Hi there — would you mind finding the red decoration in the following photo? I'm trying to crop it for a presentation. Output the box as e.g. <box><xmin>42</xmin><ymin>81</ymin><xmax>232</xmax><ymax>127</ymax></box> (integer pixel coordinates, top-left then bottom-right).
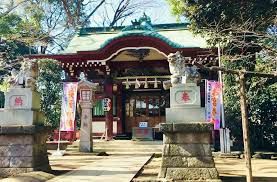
<box><xmin>14</xmin><ymin>97</ymin><xmax>23</xmax><ymax>106</ymax></box>
<box><xmin>182</xmin><ymin>92</ymin><xmax>190</xmax><ymax>102</ymax></box>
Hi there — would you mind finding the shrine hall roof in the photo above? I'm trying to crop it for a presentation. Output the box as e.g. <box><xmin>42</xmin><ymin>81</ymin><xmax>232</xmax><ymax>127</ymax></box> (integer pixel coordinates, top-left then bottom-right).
<box><xmin>63</xmin><ymin>23</ymin><xmax>208</xmax><ymax>54</ymax></box>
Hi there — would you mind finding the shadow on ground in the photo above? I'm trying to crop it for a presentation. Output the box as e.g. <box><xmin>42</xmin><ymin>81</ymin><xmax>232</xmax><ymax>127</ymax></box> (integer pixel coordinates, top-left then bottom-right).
<box><xmin>50</xmin><ymin>170</ymin><xmax>71</xmax><ymax>176</ymax></box>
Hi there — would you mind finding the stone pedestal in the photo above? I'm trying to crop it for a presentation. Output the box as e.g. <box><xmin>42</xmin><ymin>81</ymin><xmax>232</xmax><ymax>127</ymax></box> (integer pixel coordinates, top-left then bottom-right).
<box><xmin>159</xmin><ymin>123</ymin><xmax>221</xmax><ymax>182</ymax></box>
<box><xmin>0</xmin><ymin>88</ymin><xmax>44</xmax><ymax>126</ymax></box>
<box><xmin>0</xmin><ymin>126</ymin><xmax>51</xmax><ymax>177</ymax></box>
<box><xmin>79</xmin><ymin>102</ymin><xmax>93</xmax><ymax>152</ymax></box>
<box><xmin>166</xmin><ymin>83</ymin><xmax>205</xmax><ymax>123</ymax></box>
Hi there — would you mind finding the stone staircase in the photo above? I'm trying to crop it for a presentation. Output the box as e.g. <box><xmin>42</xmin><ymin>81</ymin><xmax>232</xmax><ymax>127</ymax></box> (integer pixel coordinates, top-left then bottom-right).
<box><xmin>93</xmin><ymin>140</ymin><xmax>163</xmax><ymax>155</ymax></box>
<box><xmin>66</xmin><ymin>139</ymin><xmax>163</xmax><ymax>156</ymax></box>
<box><xmin>132</xmin><ymin>156</ymin><xmax>162</xmax><ymax>182</ymax></box>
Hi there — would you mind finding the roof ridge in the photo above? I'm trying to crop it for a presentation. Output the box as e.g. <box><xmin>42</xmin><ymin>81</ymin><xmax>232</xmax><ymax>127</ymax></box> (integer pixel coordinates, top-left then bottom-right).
<box><xmin>78</xmin><ymin>23</ymin><xmax>189</xmax><ymax>35</ymax></box>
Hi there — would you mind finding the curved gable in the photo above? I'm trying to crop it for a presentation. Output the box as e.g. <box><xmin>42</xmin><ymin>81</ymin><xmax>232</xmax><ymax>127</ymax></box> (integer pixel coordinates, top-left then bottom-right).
<box><xmin>99</xmin><ymin>31</ymin><xmax>185</xmax><ymax>50</ymax></box>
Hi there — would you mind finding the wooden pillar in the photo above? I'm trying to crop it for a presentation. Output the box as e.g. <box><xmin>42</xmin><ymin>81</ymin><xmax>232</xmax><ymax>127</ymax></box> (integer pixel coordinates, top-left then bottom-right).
<box><xmin>238</xmin><ymin>73</ymin><xmax>253</xmax><ymax>182</ymax></box>
<box><xmin>104</xmin><ymin>80</ymin><xmax>113</xmax><ymax>140</ymax></box>
<box><xmin>116</xmin><ymin>86</ymin><xmax>123</xmax><ymax>134</ymax></box>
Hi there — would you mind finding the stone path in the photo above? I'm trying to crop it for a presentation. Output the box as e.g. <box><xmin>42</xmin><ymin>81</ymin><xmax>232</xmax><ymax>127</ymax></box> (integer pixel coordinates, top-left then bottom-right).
<box><xmin>47</xmin><ymin>155</ymin><xmax>152</xmax><ymax>182</ymax></box>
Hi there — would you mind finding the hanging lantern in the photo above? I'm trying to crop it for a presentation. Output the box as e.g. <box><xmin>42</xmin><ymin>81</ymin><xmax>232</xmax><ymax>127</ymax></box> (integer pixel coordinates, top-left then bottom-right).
<box><xmin>113</xmin><ymin>84</ymin><xmax>118</xmax><ymax>92</ymax></box>
<box><xmin>144</xmin><ymin>78</ymin><xmax>148</xmax><ymax>89</ymax></box>
<box><xmin>154</xmin><ymin>78</ymin><xmax>158</xmax><ymax>88</ymax></box>
<box><xmin>126</xmin><ymin>78</ymin><xmax>130</xmax><ymax>89</ymax></box>
<box><xmin>60</xmin><ymin>70</ymin><xmax>66</xmax><ymax>80</ymax></box>
<box><xmin>135</xmin><ymin>79</ymin><xmax>141</xmax><ymax>89</ymax></box>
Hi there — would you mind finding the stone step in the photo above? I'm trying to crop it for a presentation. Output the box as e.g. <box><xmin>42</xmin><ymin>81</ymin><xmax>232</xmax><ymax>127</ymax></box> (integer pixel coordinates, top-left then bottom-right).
<box><xmin>93</xmin><ymin>143</ymin><xmax>162</xmax><ymax>146</ymax></box>
<box><xmin>94</xmin><ymin>151</ymin><xmax>160</xmax><ymax>155</ymax></box>
<box><xmin>92</xmin><ymin>147</ymin><xmax>162</xmax><ymax>152</ymax></box>
<box><xmin>65</xmin><ymin>148</ymin><xmax>80</xmax><ymax>152</ymax></box>
<box><xmin>64</xmin><ymin>140</ymin><xmax>162</xmax><ymax>155</ymax></box>
<box><xmin>67</xmin><ymin>145</ymin><xmax>79</xmax><ymax>149</ymax></box>
<box><xmin>143</xmin><ymin>164</ymin><xmax>160</xmax><ymax>169</ymax></box>
<box><xmin>95</xmin><ymin>147</ymin><xmax>161</xmax><ymax>151</ymax></box>
<box><xmin>88</xmin><ymin>145</ymin><xmax>159</xmax><ymax>148</ymax></box>
<box><xmin>132</xmin><ymin>176</ymin><xmax>161</xmax><ymax>182</ymax></box>
<box><xmin>93</xmin><ymin>144</ymin><xmax>162</xmax><ymax>148</ymax></box>
<box><xmin>65</xmin><ymin>148</ymin><xmax>161</xmax><ymax>154</ymax></box>
<box><xmin>64</xmin><ymin>151</ymin><xmax>161</xmax><ymax>155</ymax></box>
<box><xmin>95</xmin><ymin>140</ymin><xmax>162</xmax><ymax>144</ymax></box>
<box><xmin>66</xmin><ymin>145</ymin><xmax>161</xmax><ymax>149</ymax></box>
<box><xmin>149</xmin><ymin>158</ymin><xmax>161</xmax><ymax>162</ymax></box>
<box><xmin>140</xmin><ymin>168</ymin><xmax>159</xmax><ymax>176</ymax></box>
<box><xmin>67</xmin><ymin>140</ymin><xmax>162</xmax><ymax>145</ymax></box>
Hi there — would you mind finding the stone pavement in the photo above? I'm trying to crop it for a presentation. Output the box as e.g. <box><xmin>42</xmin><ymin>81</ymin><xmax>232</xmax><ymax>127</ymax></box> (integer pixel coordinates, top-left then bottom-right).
<box><xmin>133</xmin><ymin>156</ymin><xmax>277</xmax><ymax>182</ymax></box>
<box><xmin>47</xmin><ymin>155</ymin><xmax>152</xmax><ymax>182</ymax></box>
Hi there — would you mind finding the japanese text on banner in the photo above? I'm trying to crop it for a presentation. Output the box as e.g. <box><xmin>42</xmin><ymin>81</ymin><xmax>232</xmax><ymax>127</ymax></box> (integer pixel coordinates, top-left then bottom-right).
<box><xmin>60</xmin><ymin>82</ymin><xmax>78</xmax><ymax>131</ymax></box>
<box><xmin>206</xmin><ymin>80</ymin><xmax>222</xmax><ymax>130</ymax></box>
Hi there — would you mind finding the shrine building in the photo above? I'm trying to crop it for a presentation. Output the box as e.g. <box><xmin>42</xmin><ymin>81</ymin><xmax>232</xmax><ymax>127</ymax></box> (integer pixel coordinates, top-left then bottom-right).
<box><xmin>29</xmin><ymin>15</ymin><xmax>218</xmax><ymax>140</ymax></box>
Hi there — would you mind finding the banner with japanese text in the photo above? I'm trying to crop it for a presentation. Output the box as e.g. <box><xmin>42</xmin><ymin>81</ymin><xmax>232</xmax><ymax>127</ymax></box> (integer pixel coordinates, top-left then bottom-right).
<box><xmin>60</xmin><ymin>82</ymin><xmax>78</xmax><ymax>131</ymax></box>
<box><xmin>206</xmin><ymin>80</ymin><xmax>222</xmax><ymax>130</ymax></box>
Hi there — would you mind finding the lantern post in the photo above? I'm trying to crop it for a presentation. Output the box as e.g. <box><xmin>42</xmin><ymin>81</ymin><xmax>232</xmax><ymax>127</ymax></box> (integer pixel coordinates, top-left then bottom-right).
<box><xmin>78</xmin><ymin>76</ymin><xmax>98</xmax><ymax>152</ymax></box>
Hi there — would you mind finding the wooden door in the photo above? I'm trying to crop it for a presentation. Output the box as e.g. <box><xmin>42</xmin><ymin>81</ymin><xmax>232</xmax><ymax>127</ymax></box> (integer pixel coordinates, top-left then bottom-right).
<box><xmin>124</xmin><ymin>92</ymin><xmax>168</xmax><ymax>133</ymax></box>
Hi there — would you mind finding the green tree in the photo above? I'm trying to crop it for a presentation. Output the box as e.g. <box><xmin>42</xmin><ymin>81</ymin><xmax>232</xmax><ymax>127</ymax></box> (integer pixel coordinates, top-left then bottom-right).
<box><xmin>0</xmin><ymin>5</ymin><xmax>62</xmax><ymax>127</ymax></box>
<box><xmin>166</xmin><ymin>0</ymin><xmax>276</xmax><ymax>53</ymax></box>
<box><xmin>167</xmin><ymin>0</ymin><xmax>277</xmax><ymax>150</ymax></box>
<box><xmin>37</xmin><ymin>59</ymin><xmax>62</xmax><ymax>128</ymax></box>
<box><xmin>0</xmin><ymin>41</ymin><xmax>36</xmax><ymax>81</ymax></box>
<box><xmin>0</xmin><ymin>12</ymin><xmax>40</xmax><ymax>81</ymax></box>
<box><xmin>0</xmin><ymin>0</ymin><xmax>161</xmax><ymax>53</ymax></box>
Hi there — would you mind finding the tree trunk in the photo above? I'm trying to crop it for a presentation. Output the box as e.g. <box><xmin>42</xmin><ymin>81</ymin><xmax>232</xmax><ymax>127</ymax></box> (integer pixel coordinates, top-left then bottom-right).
<box><xmin>238</xmin><ymin>72</ymin><xmax>253</xmax><ymax>182</ymax></box>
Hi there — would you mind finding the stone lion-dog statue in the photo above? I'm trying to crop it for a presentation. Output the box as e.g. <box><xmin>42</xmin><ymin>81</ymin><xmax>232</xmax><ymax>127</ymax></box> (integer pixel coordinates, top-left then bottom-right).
<box><xmin>163</xmin><ymin>51</ymin><xmax>200</xmax><ymax>90</ymax></box>
<box><xmin>9</xmin><ymin>58</ymin><xmax>39</xmax><ymax>90</ymax></box>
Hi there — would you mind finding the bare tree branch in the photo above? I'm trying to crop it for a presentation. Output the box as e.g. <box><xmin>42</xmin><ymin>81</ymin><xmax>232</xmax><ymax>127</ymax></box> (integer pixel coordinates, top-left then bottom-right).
<box><xmin>82</xmin><ymin>0</ymin><xmax>105</xmax><ymax>27</ymax></box>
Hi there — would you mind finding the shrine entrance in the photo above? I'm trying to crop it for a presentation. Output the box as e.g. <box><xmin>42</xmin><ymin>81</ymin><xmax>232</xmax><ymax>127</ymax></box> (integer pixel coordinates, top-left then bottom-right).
<box><xmin>124</xmin><ymin>91</ymin><xmax>169</xmax><ymax>135</ymax></box>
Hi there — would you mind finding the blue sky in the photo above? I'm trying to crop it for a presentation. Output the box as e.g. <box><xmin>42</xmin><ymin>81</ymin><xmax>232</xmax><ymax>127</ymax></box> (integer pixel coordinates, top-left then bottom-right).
<box><xmin>138</xmin><ymin>0</ymin><xmax>177</xmax><ymax>24</ymax></box>
<box><xmin>91</xmin><ymin>0</ymin><xmax>177</xmax><ymax>26</ymax></box>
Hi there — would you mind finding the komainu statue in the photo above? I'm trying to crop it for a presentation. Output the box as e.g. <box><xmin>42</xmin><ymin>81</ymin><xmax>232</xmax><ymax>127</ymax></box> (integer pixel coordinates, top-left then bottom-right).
<box><xmin>8</xmin><ymin>58</ymin><xmax>39</xmax><ymax>90</ymax></box>
<box><xmin>163</xmin><ymin>51</ymin><xmax>200</xmax><ymax>89</ymax></box>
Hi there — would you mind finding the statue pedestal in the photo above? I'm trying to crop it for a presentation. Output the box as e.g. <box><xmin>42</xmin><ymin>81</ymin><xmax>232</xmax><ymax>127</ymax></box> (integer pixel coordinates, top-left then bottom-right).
<box><xmin>0</xmin><ymin>87</ymin><xmax>50</xmax><ymax>177</ymax></box>
<box><xmin>160</xmin><ymin>82</ymin><xmax>221</xmax><ymax>181</ymax></box>
<box><xmin>166</xmin><ymin>83</ymin><xmax>205</xmax><ymax>123</ymax></box>
<box><xmin>159</xmin><ymin>123</ymin><xmax>221</xmax><ymax>182</ymax></box>
<box><xmin>0</xmin><ymin>88</ymin><xmax>44</xmax><ymax>126</ymax></box>
<box><xmin>0</xmin><ymin>126</ymin><xmax>51</xmax><ymax>177</ymax></box>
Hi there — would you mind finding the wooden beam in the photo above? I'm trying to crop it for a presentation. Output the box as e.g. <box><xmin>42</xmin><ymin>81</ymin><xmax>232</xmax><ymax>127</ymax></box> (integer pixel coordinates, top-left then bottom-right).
<box><xmin>193</xmin><ymin>61</ymin><xmax>276</xmax><ymax>78</ymax></box>
<box><xmin>114</xmin><ymin>75</ymin><xmax>171</xmax><ymax>80</ymax></box>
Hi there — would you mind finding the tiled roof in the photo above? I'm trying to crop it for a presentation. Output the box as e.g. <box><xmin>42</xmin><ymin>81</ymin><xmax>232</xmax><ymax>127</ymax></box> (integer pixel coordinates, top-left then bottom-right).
<box><xmin>63</xmin><ymin>23</ymin><xmax>208</xmax><ymax>54</ymax></box>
